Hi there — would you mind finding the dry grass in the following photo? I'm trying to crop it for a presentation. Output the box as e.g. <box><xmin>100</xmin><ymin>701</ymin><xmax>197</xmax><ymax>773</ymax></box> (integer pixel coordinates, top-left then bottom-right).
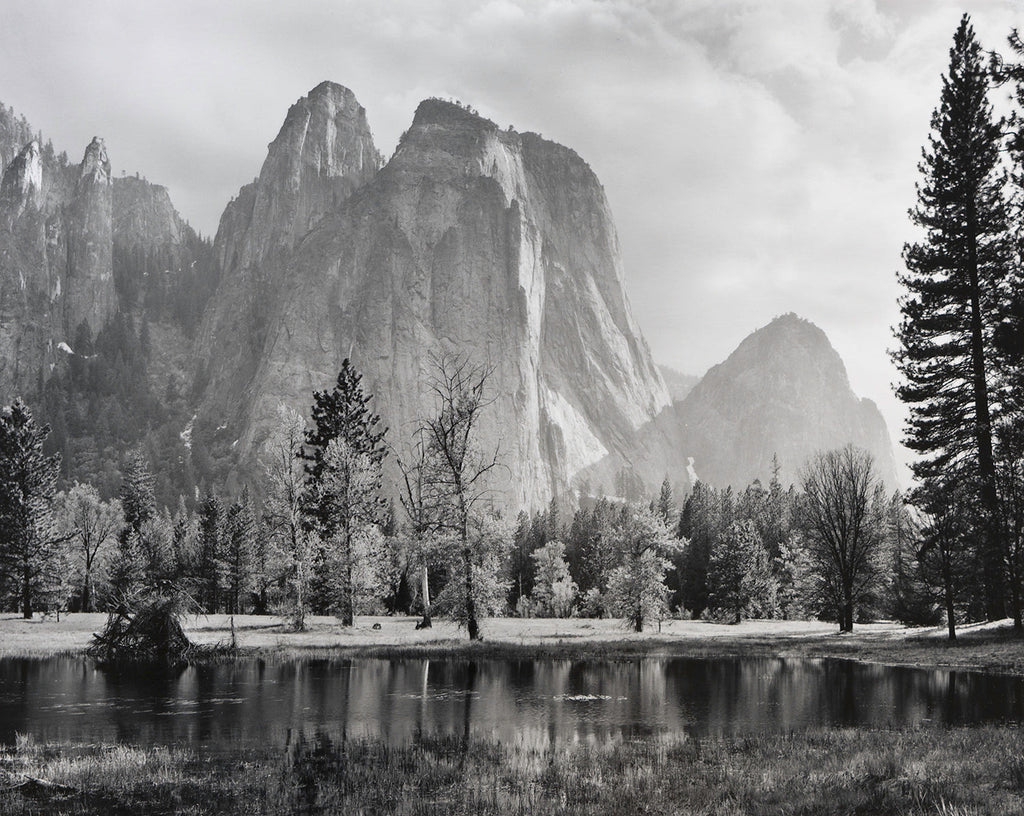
<box><xmin>2</xmin><ymin>613</ymin><xmax>1022</xmax><ymax>674</ymax></box>
<box><xmin>2</xmin><ymin>726</ymin><xmax>1023</xmax><ymax>815</ymax></box>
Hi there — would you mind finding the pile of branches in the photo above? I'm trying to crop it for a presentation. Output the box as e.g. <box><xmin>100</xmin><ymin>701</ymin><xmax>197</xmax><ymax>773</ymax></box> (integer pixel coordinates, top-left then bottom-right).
<box><xmin>87</xmin><ymin>594</ymin><xmax>196</xmax><ymax>666</ymax></box>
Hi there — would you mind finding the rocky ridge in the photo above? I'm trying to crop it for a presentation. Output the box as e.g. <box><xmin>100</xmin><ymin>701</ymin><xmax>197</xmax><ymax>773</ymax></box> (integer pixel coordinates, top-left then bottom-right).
<box><xmin>196</xmin><ymin>91</ymin><xmax>671</xmax><ymax>508</ymax></box>
<box><xmin>673</xmin><ymin>313</ymin><xmax>899</xmax><ymax>489</ymax></box>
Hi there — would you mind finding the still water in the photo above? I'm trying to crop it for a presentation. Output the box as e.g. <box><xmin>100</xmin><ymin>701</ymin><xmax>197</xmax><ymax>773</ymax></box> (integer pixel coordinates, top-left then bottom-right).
<box><xmin>2</xmin><ymin>656</ymin><xmax>1023</xmax><ymax>748</ymax></box>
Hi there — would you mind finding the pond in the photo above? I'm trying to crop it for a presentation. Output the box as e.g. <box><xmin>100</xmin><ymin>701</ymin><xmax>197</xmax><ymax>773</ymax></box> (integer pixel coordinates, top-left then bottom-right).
<box><xmin>2</xmin><ymin>655</ymin><xmax>1023</xmax><ymax>749</ymax></box>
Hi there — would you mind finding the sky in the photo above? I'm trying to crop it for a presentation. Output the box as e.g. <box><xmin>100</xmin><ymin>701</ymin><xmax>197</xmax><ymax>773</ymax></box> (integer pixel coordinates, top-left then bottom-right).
<box><xmin>1</xmin><ymin>0</ymin><xmax>1021</xmax><ymax>477</ymax></box>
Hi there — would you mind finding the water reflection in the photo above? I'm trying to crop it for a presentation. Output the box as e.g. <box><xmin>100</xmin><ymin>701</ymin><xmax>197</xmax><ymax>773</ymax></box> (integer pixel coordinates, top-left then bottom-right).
<box><xmin>1</xmin><ymin>655</ymin><xmax>1022</xmax><ymax>749</ymax></box>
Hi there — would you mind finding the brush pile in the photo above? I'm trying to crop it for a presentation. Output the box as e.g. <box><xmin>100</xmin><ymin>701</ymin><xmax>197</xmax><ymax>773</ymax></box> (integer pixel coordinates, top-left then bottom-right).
<box><xmin>87</xmin><ymin>596</ymin><xmax>195</xmax><ymax>665</ymax></box>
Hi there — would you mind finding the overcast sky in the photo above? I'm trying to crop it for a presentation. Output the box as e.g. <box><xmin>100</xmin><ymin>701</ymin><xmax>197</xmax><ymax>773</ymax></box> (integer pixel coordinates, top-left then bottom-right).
<box><xmin>2</xmin><ymin>0</ymin><xmax>1020</xmax><ymax>476</ymax></box>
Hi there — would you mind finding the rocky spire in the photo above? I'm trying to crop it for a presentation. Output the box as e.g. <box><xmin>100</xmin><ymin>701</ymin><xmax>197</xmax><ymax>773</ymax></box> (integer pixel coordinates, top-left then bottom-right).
<box><xmin>218</xmin><ymin>81</ymin><xmax>381</xmax><ymax>271</ymax></box>
<box><xmin>0</xmin><ymin>140</ymin><xmax>43</xmax><ymax>219</ymax></box>
<box><xmin>78</xmin><ymin>137</ymin><xmax>110</xmax><ymax>185</ymax></box>
<box><xmin>65</xmin><ymin>136</ymin><xmax>116</xmax><ymax>333</ymax></box>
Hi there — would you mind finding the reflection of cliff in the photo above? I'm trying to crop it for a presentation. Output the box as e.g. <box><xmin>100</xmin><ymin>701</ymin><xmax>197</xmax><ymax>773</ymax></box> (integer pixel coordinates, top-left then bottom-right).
<box><xmin>3</xmin><ymin>656</ymin><xmax>1024</xmax><ymax>748</ymax></box>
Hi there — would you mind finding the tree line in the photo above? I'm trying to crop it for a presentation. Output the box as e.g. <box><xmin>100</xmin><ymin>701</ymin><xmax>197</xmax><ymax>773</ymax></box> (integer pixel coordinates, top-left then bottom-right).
<box><xmin>0</xmin><ymin>350</ymin><xmax>950</xmax><ymax>640</ymax></box>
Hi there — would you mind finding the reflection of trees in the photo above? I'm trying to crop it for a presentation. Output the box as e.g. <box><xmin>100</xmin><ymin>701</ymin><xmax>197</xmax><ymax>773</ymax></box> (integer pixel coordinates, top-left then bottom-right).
<box><xmin>5</xmin><ymin>654</ymin><xmax>1024</xmax><ymax>750</ymax></box>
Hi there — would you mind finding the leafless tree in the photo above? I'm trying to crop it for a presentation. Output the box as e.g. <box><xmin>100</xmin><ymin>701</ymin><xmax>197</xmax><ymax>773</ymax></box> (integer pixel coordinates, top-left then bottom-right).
<box><xmin>416</xmin><ymin>352</ymin><xmax>504</xmax><ymax>640</ymax></box>
<box><xmin>54</xmin><ymin>483</ymin><xmax>121</xmax><ymax>612</ymax></box>
<box><xmin>799</xmin><ymin>445</ymin><xmax>886</xmax><ymax>632</ymax></box>
<box><xmin>262</xmin><ymin>405</ymin><xmax>313</xmax><ymax>631</ymax></box>
<box><xmin>396</xmin><ymin>428</ymin><xmax>436</xmax><ymax>629</ymax></box>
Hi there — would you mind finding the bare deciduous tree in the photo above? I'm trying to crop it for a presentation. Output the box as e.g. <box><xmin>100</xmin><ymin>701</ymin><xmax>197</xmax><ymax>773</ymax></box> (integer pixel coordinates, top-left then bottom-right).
<box><xmin>54</xmin><ymin>483</ymin><xmax>121</xmax><ymax>612</ymax></box>
<box><xmin>262</xmin><ymin>405</ymin><xmax>313</xmax><ymax>631</ymax></box>
<box><xmin>417</xmin><ymin>353</ymin><xmax>506</xmax><ymax>641</ymax></box>
<box><xmin>799</xmin><ymin>445</ymin><xmax>886</xmax><ymax>632</ymax></box>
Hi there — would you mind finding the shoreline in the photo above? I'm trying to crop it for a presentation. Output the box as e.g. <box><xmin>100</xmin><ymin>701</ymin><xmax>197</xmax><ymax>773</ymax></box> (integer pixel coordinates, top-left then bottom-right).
<box><xmin>2</xmin><ymin>613</ymin><xmax>1023</xmax><ymax>676</ymax></box>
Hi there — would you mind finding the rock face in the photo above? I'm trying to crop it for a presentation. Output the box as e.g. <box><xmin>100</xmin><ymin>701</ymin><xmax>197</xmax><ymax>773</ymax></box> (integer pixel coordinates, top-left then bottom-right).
<box><xmin>659</xmin><ymin>365</ymin><xmax>700</xmax><ymax>403</ymax></box>
<box><xmin>0</xmin><ymin>130</ymin><xmax>120</xmax><ymax>398</ymax></box>
<box><xmin>0</xmin><ymin>102</ymin><xmax>203</xmax><ymax>405</ymax></box>
<box><xmin>65</xmin><ymin>138</ymin><xmax>117</xmax><ymax>333</ymax></box>
<box><xmin>113</xmin><ymin>175</ymin><xmax>187</xmax><ymax>249</ymax></box>
<box><xmin>197</xmin><ymin>82</ymin><xmax>381</xmax><ymax>438</ymax></box>
<box><xmin>674</xmin><ymin>313</ymin><xmax>899</xmax><ymax>489</ymax></box>
<box><xmin>197</xmin><ymin>90</ymin><xmax>670</xmax><ymax>509</ymax></box>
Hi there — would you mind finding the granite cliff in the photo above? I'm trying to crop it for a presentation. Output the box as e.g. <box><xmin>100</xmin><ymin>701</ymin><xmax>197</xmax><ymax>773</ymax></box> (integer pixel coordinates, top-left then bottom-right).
<box><xmin>196</xmin><ymin>88</ymin><xmax>671</xmax><ymax>508</ymax></box>
<box><xmin>673</xmin><ymin>313</ymin><xmax>899</xmax><ymax>489</ymax></box>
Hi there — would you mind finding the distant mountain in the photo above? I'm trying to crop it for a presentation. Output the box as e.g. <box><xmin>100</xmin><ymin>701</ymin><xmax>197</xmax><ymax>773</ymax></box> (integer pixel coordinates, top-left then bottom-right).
<box><xmin>658</xmin><ymin>365</ymin><xmax>700</xmax><ymax>402</ymax></box>
<box><xmin>673</xmin><ymin>313</ymin><xmax>898</xmax><ymax>489</ymax></box>
<box><xmin>0</xmin><ymin>101</ymin><xmax>214</xmax><ymax>499</ymax></box>
<box><xmin>195</xmin><ymin>84</ymin><xmax>672</xmax><ymax>508</ymax></box>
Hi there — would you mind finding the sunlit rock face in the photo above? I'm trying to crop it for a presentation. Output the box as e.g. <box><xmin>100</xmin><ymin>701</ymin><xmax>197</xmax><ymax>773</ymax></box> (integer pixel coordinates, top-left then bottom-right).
<box><xmin>198</xmin><ymin>91</ymin><xmax>671</xmax><ymax>509</ymax></box>
<box><xmin>673</xmin><ymin>313</ymin><xmax>899</xmax><ymax>490</ymax></box>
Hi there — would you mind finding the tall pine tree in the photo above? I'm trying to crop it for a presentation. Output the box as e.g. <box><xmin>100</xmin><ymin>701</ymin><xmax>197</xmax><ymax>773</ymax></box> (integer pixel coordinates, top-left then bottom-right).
<box><xmin>303</xmin><ymin>359</ymin><xmax>388</xmax><ymax>625</ymax></box>
<box><xmin>0</xmin><ymin>400</ymin><xmax>65</xmax><ymax>618</ymax></box>
<box><xmin>893</xmin><ymin>14</ymin><xmax>1014</xmax><ymax>622</ymax></box>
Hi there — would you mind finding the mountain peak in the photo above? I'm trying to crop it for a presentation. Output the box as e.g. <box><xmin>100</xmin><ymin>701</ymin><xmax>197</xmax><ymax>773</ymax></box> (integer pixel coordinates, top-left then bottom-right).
<box><xmin>79</xmin><ymin>137</ymin><xmax>110</xmax><ymax>185</ymax></box>
<box><xmin>411</xmin><ymin>98</ymin><xmax>498</xmax><ymax>131</ymax></box>
<box><xmin>676</xmin><ymin>314</ymin><xmax>897</xmax><ymax>489</ymax></box>
<box><xmin>0</xmin><ymin>139</ymin><xmax>43</xmax><ymax>215</ymax></box>
<box><xmin>306</xmin><ymin>80</ymin><xmax>358</xmax><ymax>103</ymax></box>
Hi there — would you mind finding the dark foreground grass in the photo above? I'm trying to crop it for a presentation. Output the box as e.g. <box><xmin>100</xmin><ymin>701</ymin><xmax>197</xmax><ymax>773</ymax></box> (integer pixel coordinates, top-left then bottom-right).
<box><xmin>2</xmin><ymin>726</ymin><xmax>1023</xmax><ymax>815</ymax></box>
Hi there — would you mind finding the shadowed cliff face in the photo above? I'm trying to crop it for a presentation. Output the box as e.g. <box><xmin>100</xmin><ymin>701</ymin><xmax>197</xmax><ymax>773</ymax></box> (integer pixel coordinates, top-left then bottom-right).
<box><xmin>198</xmin><ymin>93</ymin><xmax>671</xmax><ymax>509</ymax></box>
<box><xmin>0</xmin><ymin>97</ymin><xmax>207</xmax><ymax>409</ymax></box>
<box><xmin>65</xmin><ymin>137</ymin><xmax>117</xmax><ymax>334</ymax></box>
<box><xmin>673</xmin><ymin>313</ymin><xmax>899</xmax><ymax>490</ymax></box>
<box><xmin>0</xmin><ymin>134</ymin><xmax>121</xmax><ymax>399</ymax></box>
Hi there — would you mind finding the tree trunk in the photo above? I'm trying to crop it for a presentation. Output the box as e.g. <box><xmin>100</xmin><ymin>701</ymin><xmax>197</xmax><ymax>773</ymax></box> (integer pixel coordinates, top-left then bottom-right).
<box><xmin>839</xmin><ymin>601</ymin><xmax>853</xmax><ymax>633</ymax></box>
<box><xmin>419</xmin><ymin>564</ymin><xmax>432</xmax><ymax>629</ymax></box>
<box><xmin>942</xmin><ymin>543</ymin><xmax>958</xmax><ymax>642</ymax></box>
<box><xmin>22</xmin><ymin>572</ymin><xmax>32</xmax><ymax>619</ymax></box>
<box><xmin>945</xmin><ymin>590</ymin><xmax>958</xmax><ymax>642</ymax></box>
<box><xmin>341</xmin><ymin>527</ymin><xmax>354</xmax><ymax>627</ymax></box>
<box><xmin>1009</xmin><ymin>578</ymin><xmax>1023</xmax><ymax>633</ymax></box>
<box><xmin>464</xmin><ymin>545</ymin><xmax>479</xmax><ymax>641</ymax></box>
<box><xmin>966</xmin><ymin>204</ymin><xmax>1005</xmax><ymax>621</ymax></box>
<box><xmin>82</xmin><ymin>569</ymin><xmax>93</xmax><ymax>613</ymax></box>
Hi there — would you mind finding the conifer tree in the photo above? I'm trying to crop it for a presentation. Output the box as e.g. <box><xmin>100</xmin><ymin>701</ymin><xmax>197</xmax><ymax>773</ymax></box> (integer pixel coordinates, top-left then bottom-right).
<box><xmin>893</xmin><ymin>14</ymin><xmax>1014</xmax><ymax>621</ymax></box>
<box><xmin>706</xmin><ymin>519</ymin><xmax>778</xmax><ymax>624</ymax></box>
<box><xmin>221</xmin><ymin>489</ymin><xmax>256</xmax><ymax>617</ymax></box>
<box><xmin>656</xmin><ymin>476</ymin><xmax>674</xmax><ymax>527</ymax></box>
<box><xmin>0</xmin><ymin>400</ymin><xmax>65</xmax><ymax>617</ymax></box>
<box><xmin>303</xmin><ymin>360</ymin><xmax>388</xmax><ymax>626</ymax></box>
<box><xmin>196</xmin><ymin>491</ymin><xmax>222</xmax><ymax>612</ymax></box>
<box><xmin>109</xmin><ymin>449</ymin><xmax>157</xmax><ymax>602</ymax></box>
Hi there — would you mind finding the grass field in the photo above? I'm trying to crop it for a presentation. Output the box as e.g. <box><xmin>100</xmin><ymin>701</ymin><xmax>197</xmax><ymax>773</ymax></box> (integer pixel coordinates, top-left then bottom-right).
<box><xmin>1</xmin><ymin>612</ymin><xmax>1023</xmax><ymax>674</ymax></box>
<box><xmin>1</xmin><ymin>726</ymin><xmax>1023</xmax><ymax>815</ymax></box>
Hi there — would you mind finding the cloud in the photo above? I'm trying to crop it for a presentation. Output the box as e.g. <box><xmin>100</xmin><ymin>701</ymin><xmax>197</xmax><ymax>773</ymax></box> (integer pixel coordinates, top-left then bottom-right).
<box><xmin>1</xmin><ymin>0</ymin><xmax>1020</xmax><ymax>476</ymax></box>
